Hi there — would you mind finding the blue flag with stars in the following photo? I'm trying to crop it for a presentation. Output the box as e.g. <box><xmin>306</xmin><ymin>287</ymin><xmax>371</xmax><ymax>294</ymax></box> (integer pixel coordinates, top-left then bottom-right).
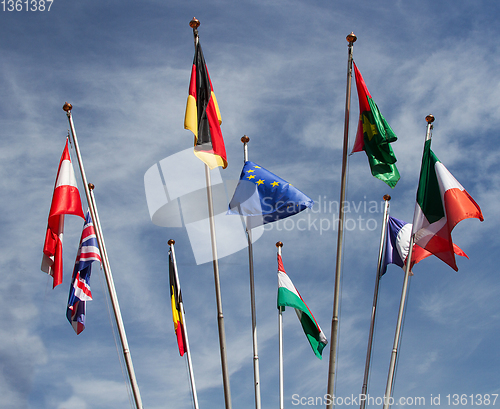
<box><xmin>227</xmin><ymin>161</ymin><xmax>313</xmax><ymax>229</ymax></box>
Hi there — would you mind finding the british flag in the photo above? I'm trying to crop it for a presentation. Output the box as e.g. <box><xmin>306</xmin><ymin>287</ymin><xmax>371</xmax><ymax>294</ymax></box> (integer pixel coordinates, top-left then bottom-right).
<box><xmin>66</xmin><ymin>210</ymin><xmax>101</xmax><ymax>334</ymax></box>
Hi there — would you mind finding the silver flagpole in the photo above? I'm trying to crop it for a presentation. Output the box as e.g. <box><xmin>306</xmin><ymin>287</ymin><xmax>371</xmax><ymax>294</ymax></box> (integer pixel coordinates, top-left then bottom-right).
<box><xmin>360</xmin><ymin>194</ymin><xmax>391</xmax><ymax>409</ymax></box>
<box><xmin>168</xmin><ymin>239</ymin><xmax>200</xmax><ymax>409</ymax></box>
<box><xmin>326</xmin><ymin>32</ymin><xmax>357</xmax><ymax>408</ymax></box>
<box><xmin>276</xmin><ymin>241</ymin><xmax>284</xmax><ymax>409</ymax></box>
<box><xmin>63</xmin><ymin>103</ymin><xmax>143</xmax><ymax>409</ymax></box>
<box><xmin>241</xmin><ymin>135</ymin><xmax>262</xmax><ymax>409</ymax></box>
<box><xmin>382</xmin><ymin>115</ymin><xmax>435</xmax><ymax>409</ymax></box>
<box><xmin>189</xmin><ymin>19</ymin><xmax>232</xmax><ymax>409</ymax></box>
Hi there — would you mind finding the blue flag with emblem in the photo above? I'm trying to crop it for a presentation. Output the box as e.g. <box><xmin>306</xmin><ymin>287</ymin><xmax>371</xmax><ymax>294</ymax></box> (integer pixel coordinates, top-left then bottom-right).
<box><xmin>227</xmin><ymin>161</ymin><xmax>313</xmax><ymax>229</ymax></box>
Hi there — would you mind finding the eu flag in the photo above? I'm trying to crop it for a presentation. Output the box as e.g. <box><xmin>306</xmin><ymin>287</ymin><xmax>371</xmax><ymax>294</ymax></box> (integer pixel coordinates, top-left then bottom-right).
<box><xmin>227</xmin><ymin>161</ymin><xmax>313</xmax><ymax>229</ymax></box>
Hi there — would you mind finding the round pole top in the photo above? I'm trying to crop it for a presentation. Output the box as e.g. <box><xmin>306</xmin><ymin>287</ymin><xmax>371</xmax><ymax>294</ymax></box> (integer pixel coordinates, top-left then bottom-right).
<box><xmin>190</xmin><ymin>17</ymin><xmax>200</xmax><ymax>29</ymax></box>
<box><xmin>168</xmin><ymin>239</ymin><xmax>175</xmax><ymax>245</ymax></box>
<box><xmin>383</xmin><ymin>194</ymin><xmax>391</xmax><ymax>201</ymax></box>
<box><xmin>241</xmin><ymin>135</ymin><xmax>250</xmax><ymax>144</ymax></box>
<box><xmin>346</xmin><ymin>32</ymin><xmax>357</xmax><ymax>43</ymax></box>
<box><xmin>88</xmin><ymin>183</ymin><xmax>95</xmax><ymax>191</ymax></box>
<box><xmin>63</xmin><ymin>102</ymin><xmax>72</xmax><ymax>112</ymax></box>
<box><xmin>426</xmin><ymin>114</ymin><xmax>435</xmax><ymax>123</ymax></box>
<box><xmin>276</xmin><ymin>241</ymin><xmax>283</xmax><ymax>248</ymax></box>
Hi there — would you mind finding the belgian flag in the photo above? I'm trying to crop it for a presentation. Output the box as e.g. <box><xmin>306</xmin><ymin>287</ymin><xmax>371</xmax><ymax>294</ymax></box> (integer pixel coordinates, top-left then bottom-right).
<box><xmin>351</xmin><ymin>61</ymin><xmax>400</xmax><ymax>188</ymax></box>
<box><xmin>184</xmin><ymin>40</ymin><xmax>227</xmax><ymax>169</ymax></box>
<box><xmin>169</xmin><ymin>251</ymin><xmax>186</xmax><ymax>356</ymax></box>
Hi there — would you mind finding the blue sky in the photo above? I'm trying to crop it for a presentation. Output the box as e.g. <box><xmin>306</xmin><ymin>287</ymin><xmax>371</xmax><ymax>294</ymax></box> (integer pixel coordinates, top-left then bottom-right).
<box><xmin>1</xmin><ymin>1</ymin><xmax>499</xmax><ymax>408</ymax></box>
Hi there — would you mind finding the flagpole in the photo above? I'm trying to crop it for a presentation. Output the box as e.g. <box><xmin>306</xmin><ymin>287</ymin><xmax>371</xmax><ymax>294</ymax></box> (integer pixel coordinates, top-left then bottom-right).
<box><xmin>241</xmin><ymin>135</ymin><xmax>262</xmax><ymax>409</ymax></box>
<box><xmin>326</xmin><ymin>32</ymin><xmax>357</xmax><ymax>407</ymax></box>
<box><xmin>63</xmin><ymin>103</ymin><xmax>144</xmax><ymax>409</ymax></box>
<box><xmin>168</xmin><ymin>239</ymin><xmax>200</xmax><ymax>409</ymax></box>
<box><xmin>360</xmin><ymin>195</ymin><xmax>391</xmax><ymax>409</ymax></box>
<box><xmin>382</xmin><ymin>115</ymin><xmax>435</xmax><ymax>409</ymax></box>
<box><xmin>276</xmin><ymin>241</ymin><xmax>284</xmax><ymax>409</ymax></box>
<box><xmin>190</xmin><ymin>18</ymin><xmax>233</xmax><ymax>409</ymax></box>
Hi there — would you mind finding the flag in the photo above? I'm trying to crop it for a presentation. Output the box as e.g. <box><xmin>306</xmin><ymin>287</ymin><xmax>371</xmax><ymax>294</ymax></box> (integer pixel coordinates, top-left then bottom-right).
<box><xmin>66</xmin><ymin>210</ymin><xmax>101</xmax><ymax>334</ymax></box>
<box><xmin>42</xmin><ymin>139</ymin><xmax>85</xmax><ymax>288</ymax></box>
<box><xmin>169</xmin><ymin>250</ymin><xmax>186</xmax><ymax>356</ymax></box>
<box><xmin>412</xmin><ymin>139</ymin><xmax>483</xmax><ymax>271</ymax></box>
<box><xmin>184</xmin><ymin>40</ymin><xmax>227</xmax><ymax>169</ymax></box>
<box><xmin>381</xmin><ymin>216</ymin><xmax>467</xmax><ymax>276</ymax></box>
<box><xmin>277</xmin><ymin>253</ymin><xmax>327</xmax><ymax>359</ymax></box>
<box><xmin>227</xmin><ymin>161</ymin><xmax>313</xmax><ymax>229</ymax></box>
<box><xmin>351</xmin><ymin>62</ymin><xmax>400</xmax><ymax>188</ymax></box>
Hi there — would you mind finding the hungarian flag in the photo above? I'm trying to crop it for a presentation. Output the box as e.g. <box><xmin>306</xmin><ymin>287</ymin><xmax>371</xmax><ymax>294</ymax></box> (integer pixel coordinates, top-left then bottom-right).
<box><xmin>184</xmin><ymin>40</ymin><xmax>227</xmax><ymax>169</ymax></box>
<box><xmin>411</xmin><ymin>140</ymin><xmax>483</xmax><ymax>271</ymax></box>
<box><xmin>67</xmin><ymin>210</ymin><xmax>101</xmax><ymax>334</ymax></box>
<box><xmin>352</xmin><ymin>62</ymin><xmax>400</xmax><ymax>188</ymax></box>
<box><xmin>169</xmin><ymin>250</ymin><xmax>186</xmax><ymax>356</ymax></box>
<box><xmin>42</xmin><ymin>139</ymin><xmax>85</xmax><ymax>288</ymax></box>
<box><xmin>277</xmin><ymin>253</ymin><xmax>327</xmax><ymax>359</ymax></box>
<box><xmin>381</xmin><ymin>216</ymin><xmax>467</xmax><ymax>276</ymax></box>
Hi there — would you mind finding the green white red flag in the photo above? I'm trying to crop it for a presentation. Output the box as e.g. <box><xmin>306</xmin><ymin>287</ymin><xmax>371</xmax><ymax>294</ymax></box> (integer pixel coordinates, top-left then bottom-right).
<box><xmin>411</xmin><ymin>139</ymin><xmax>484</xmax><ymax>271</ymax></box>
<box><xmin>277</xmin><ymin>254</ymin><xmax>327</xmax><ymax>359</ymax></box>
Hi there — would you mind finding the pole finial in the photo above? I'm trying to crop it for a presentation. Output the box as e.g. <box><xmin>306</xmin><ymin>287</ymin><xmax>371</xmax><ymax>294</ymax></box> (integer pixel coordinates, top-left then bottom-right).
<box><xmin>168</xmin><ymin>239</ymin><xmax>175</xmax><ymax>245</ymax></box>
<box><xmin>241</xmin><ymin>135</ymin><xmax>250</xmax><ymax>144</ymax></box>
<box><xmin>63</xmin><ymin>102</ymin><xmax>72</xmax><ymax>112</ymax></box>
<box><xmin>346</xmin><ymin>32</ymin><xmax>357</xmax><ymax>43</ymax></box>
<box><xmin>276</xmin><ymin>241</ymin><xmax>283</xmax><ymax>248</ymax></box>
<box><xmin>190</xmin><ymin>17</ymin><xmax>200</xmax><ymax>29</ymax></box>
<box><xmin>383</xmin><ymin>194</ymin><xmax>391</xmax><ymax>201</ymax></box>
<box><xmin>426</xmin><ymin>114</ymin><xmax>435</xmax><ymax>123</ymax></box>
<box><xmin>88</xmin><ymin>183</ymin><xmax>95</xmax><ymax>191</ymax></box>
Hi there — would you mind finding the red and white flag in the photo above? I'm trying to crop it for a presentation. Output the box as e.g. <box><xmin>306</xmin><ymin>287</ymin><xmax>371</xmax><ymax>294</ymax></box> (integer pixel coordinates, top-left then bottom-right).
<box><xmin>42</xmin><ymin>139</ymin><xmax>85</xmax><ymax>288</ymax></box>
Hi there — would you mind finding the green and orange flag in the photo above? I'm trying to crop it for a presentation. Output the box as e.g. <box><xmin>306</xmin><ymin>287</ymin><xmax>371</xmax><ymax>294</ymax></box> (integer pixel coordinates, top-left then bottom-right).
<box><xmin>184</xmin><ymin>40</ymin><xmax>227</xmax><ymax>169</ymax></box>
<box><xmin>352</xmin><ymin>62</ymin><xmax>400</xmax><ymax>188</ymax></box>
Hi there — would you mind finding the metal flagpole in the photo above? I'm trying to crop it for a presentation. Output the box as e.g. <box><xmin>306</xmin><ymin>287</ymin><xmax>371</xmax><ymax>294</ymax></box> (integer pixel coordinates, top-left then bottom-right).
<box><xmin>360</xmin><ymin>195</ymin><xmax>391</xmax><ymax>409</ymax></box>
<box><xmin>189</xmin><ymin>19</ymin><xmax>232</xmax><ymax>409</ymax></box>
<box><xmin>276</xmin><ymin>241</ymin><xmax>284</xmax><ymax>409</ymax></box>
<box><xmin>63</xmin><ymin>103</ymin><xmax>144</xmax><ymax>409</ymax></box>
<box><xmin>168</xmin><ymin>239</ymin><xmax>200</xmax><ymax>409</ymax></box>
<box><xmin>326</xmin><ymin>32</ymin><xmax>357</xmax><ymax>408</ymax></box>
<box><xmin>241</xmin><ymin>135</ymin><xmax>262</xmax><ymax>409</ymax></box>
<box><xmin>382</xmin><ymin>115</ymin><xmax>435</xmax><ymax>409</ymax></box>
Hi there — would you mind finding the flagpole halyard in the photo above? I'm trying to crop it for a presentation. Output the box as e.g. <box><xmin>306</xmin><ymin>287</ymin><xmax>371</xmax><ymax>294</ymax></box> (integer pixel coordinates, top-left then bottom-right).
<box><xmin>168</xmin><ymin>239</ymin><xmax>200</xmax><ymax>409</ymax></box>
<box><xmin>383</xmin><ymin>115</ymin><xmax>435</xmax><ymax>409</ymax></box>
<box><xmin>276</xmin><ymin>241</ymin><xmax>284</xmax><ymax>409</ymax></box>
<box><xmin>326</xmin><ymin>32</ymin><xmax>357</xmax><ymax>408</ymax></box>
<box><xmin>360</xmin><ymin>195</ymin><xmax>391</xmax><ymax>409</ymax></box>
<box><xmin>189</xmin><ymin>20</ymin><xmax>233</xmax><ymax>409</ymax></box>
<box><xmin>241</xmin><ymin>135</ymin><xmax>262</xmax><ymax>409</ymax></box>
<box><xmin>63</xmin><ymin>103</ymin><xmax>144</xmax><ymax>409</ymax></box>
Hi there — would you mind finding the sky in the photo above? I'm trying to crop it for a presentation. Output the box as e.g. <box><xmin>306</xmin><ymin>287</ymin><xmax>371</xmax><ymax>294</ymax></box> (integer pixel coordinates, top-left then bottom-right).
<box><xmin>1</xmin><ymin>0</ymin><xmax>499</xmax><ymax>408</ymax></box>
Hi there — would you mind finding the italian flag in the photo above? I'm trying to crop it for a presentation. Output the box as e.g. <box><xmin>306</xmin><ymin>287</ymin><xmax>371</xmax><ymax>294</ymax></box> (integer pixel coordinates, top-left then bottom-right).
<box><xmin>411</xmin><ymin>139</ymin><xmax>483</xmax><ymax>271</ymax></box>
<box><xmin>277</xmin><ymin>254</ymin><xmax>327</xmax><ymax>359</ymax></box>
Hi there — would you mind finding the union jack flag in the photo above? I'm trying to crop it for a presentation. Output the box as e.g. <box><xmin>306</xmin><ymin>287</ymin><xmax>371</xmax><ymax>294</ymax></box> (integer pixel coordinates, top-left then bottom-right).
<box><xmin>66</xmin><ymin>210</ymin><xmax>101</xmax><ymax>334</ymax></box>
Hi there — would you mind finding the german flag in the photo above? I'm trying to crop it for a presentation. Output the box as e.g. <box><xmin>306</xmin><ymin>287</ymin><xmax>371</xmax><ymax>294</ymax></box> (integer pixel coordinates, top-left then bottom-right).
<box><xmin>169</xmin><ymin>251</ymin><xmax>186</xmax><ymax>356</ymax></box>
<box><xmin>184</xmin><ymin>41</ymin><xmax>227</xmax><ymax>169</ymax></box>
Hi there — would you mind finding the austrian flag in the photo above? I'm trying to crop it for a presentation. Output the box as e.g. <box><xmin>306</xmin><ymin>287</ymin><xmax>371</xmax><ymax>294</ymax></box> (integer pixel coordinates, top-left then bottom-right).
<box><xmin>41</xmin><ymin>139</ymin><xmax>85</xmax><ymax>288</ymax></box>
